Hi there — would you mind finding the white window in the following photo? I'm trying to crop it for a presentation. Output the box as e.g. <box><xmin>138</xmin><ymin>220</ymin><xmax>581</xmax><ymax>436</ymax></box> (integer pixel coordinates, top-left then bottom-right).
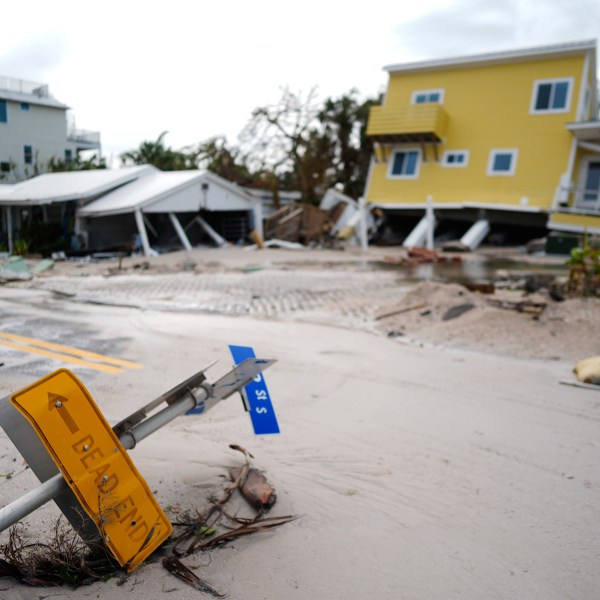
<box><xmin>442</xmin><ymin>150</ymin><xmax>469</xmax><ymax>168</ymax></box>
<box><xmin>411</xmin><ymin>89</ymin><xmax>444</xmax><ymax>104</ymax></box>
<box><xmin>388</xmin><ymin>149</ymin><xmax>421</xmax><ymax>179</ymax></box>
<box><xmin>530</xmin><ymin>78</ymin><xmax>573</xmax><ymax>113</ymax></box>
<box><xmin>487</xmin><ymin>149</ymin><xmax>518</xmax><ymax>176</ymax></box>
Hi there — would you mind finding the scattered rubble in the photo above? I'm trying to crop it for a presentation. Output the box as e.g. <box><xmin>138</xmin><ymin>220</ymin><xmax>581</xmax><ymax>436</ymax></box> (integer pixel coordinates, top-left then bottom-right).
<box><xmin>383</xmin><ymin>247</ymin><xmax>463</xmax><ymax>266</ymax></box>
<box><xmin>376</xmin><ymin>280</ymin><xmax>600</xmax><ymax>362</ymax></box>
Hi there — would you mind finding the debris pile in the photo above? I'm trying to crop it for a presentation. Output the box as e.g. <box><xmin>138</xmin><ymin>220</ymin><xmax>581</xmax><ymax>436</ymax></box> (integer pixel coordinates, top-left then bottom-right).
<box><xmin>383</xmin><ymin>247</ymin><xmax>463</xmax><ymax>266</ymax></box>
<box><xmin>0</xmin><ymin>445</ymin><xmax>295</xmax><ymax>592</ymax></box>
<box><xmin>264</xmin><ymin>203</ymin><xmax>331</xmax><ymax>245</ymax></box>
<box><xmin>376</xmin><ymin>280</ymin><xmax>600</xmax><ymax>362</ymax></box>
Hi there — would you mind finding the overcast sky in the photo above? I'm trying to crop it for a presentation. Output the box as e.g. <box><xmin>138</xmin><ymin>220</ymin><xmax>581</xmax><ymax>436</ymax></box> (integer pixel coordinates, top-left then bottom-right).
<box><xmin>1</xmin><ymin>0</ymin><xmax>598</xmax><ymax>165</ymax></box>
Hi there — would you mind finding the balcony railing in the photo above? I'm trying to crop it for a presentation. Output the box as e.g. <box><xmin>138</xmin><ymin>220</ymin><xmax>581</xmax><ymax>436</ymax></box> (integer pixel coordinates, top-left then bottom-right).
<box><xmin>67</xmin><ymin>128</ymin><xmax>101</xmax><ymax>147</ymax></box>
<box><xmin>0</xmin><ymin>76</ymin><xmax>49</xmax><ymax>97</ymax></box>
<box><xmin>555</xmin><ymin>184</ymin><xmax>600</xmax><ymax>212</ymax></box>
<box><xmin>366</xmin><ymin>104</ymin><xmax>448</xmax><ymax>143</ymax></box>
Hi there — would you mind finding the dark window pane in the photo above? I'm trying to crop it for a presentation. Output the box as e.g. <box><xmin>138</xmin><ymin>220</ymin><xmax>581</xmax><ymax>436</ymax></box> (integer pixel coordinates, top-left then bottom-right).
<box><xmin>447</xmin><ymin>154</ymin><xmax>455</xmax><ymax>163</ymax></box>
<box><xmin>0</xmin><ymin>161</ymin><xmax>10</xmax><ymax>173</ymax></box>
<box><xmin>456</xmin><ymin>154</ymin><xmax>464</xmax><ymax>163</ymax></box>
<box><xmin>415</xmin><ymin>94</ymin><xmax>426</xmax><ymax>104</ymax></box>
<box><xmin>493</xmin><ymin>153</ymin><xmax>512</xmax><ymax>172</ymax></box>
<box><xmin>552</xmin><ymin>82</ymin><xmax>568</xmax><ymax>109</ymax></box>
<box><xmin>24</xmin><ymin>145</ymin><xmax>33</xmax><ymax>165</ymax></box>
<box><xmin>405</xmin><ymin>151</ymin><xmax>418</xmax><ymax>175</ymax></box>
<box><xmin>0</xmin><ymin>100</ymin><xmax>6</xmax><ymax>123</ymax></box>
<box><xmin>20</xmin><ymin>102</ymin><xmax>30</xmax><ymax>110</ymax></box>
<box><xmin>391</xmin><ymin>152</ymin><xmax>405</xmax><ymax>175</ymax></box>
<box><xmin>535</xmin><ymin>84</ymin><xmax>551</xmax><ymax>110</ymax></box>
<box><xmin>583</xmin><ymin>162</ymin><xmax>600</xmax><ymax>201</ymax></box>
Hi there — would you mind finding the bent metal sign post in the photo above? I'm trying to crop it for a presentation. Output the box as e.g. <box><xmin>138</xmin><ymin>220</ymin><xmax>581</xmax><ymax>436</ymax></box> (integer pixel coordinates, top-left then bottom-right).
<box><xmin>9</xmin><ymin>369</ymin><xmax>172</xmax><ymax>572</ymax></box>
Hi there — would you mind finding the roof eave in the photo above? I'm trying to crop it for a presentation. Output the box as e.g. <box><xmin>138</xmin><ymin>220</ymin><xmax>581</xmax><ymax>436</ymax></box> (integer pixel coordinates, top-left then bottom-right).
<box><xmin>384</xmin><ymin>39</ymin><xmax>597</xmax><ymax>74</ymax></box>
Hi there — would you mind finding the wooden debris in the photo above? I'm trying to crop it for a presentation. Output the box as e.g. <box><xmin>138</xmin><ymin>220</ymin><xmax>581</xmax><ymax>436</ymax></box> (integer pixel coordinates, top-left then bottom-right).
<box><xmin>170</xmin><ymin>444</ymin><xmax>296</xmax><ymax>558</ymax></box>
<box><xmin>374</xmin><ymin>303</ymin><xmax>427</xmax><ymax>320</ymax></box>
<box><xmin>264</xmin><ymin>203</ymin><xmax>331</xmax><ymax>245</ymax></box>
<box><xmin>486</xmin><ymin>298</ymin><xmax>547</xmax><ymax>316</ymax></box>
<box><xmin>162</xmin><ymin>557</ymin><xmax>225</xmax><ymax>598</ymax></box>
<box><xmin>383</xmin><ymin>247</ymin><xmax>462</xmax><ymax>266</ymax></box>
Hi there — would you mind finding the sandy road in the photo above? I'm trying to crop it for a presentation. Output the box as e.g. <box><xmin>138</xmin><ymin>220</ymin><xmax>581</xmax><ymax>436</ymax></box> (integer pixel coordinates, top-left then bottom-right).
<box><xmin>0</xmin><ymin>282</ymin><xmax>598</xmax><ymax>599</ymax></box>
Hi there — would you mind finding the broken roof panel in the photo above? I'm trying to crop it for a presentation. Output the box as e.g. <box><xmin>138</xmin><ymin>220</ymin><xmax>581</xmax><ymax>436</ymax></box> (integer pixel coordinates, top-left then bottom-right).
<box><xmin>0</xmin><ymin>165</ymin><xmax>157</xmax><ymax>205</ymax></box>
<box><xmin>78</xmin><ymin>170</ymin><xmax>205</xmax><ymax>216</ymax></box>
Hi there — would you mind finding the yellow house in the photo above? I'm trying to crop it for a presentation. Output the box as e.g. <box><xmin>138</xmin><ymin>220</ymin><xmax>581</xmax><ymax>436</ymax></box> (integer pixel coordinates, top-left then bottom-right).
<box><xmin>364</xmin><ymin>40</ymin><xmax>600</xmax><ymax>249</ymax></box>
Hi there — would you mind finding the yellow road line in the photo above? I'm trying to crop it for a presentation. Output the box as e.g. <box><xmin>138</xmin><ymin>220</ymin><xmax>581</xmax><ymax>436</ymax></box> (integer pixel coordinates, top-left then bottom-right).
<box><xmin>0</xmin><ymin>340</ymin><xmax>125</xmax><ymax>374</ymax></box>
<box><xmin>0</xmin><ymin>332</ymin><xmax>143</xmax><ymax>370</ymax></box>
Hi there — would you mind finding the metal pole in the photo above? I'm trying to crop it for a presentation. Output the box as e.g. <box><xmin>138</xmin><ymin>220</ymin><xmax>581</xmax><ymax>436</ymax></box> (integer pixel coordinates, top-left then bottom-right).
<box><xmin>118</xmin><ymin>386</ymin><xmax>208</xmax><ymax>449</ymax></box>
<box><xmin>0</xmin><ymin>473</ymin><xmax>66</xmax><ymax>531</ymax></box>
<box><xmin>0</xmin><ymin>383</ymin><xmax>210</xmax><ymax>532</ymax></box>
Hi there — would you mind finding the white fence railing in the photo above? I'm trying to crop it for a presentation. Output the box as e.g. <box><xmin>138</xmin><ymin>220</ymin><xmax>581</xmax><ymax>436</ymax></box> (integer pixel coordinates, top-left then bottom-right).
<box><xmin>0</xmin><ymin>76</ymin><xmax>49</xmax><ymax>97</ymax></box>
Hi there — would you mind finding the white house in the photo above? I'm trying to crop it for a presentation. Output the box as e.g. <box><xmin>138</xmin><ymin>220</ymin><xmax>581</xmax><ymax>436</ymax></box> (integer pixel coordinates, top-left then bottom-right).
<box><xmin>78</xmin><ymin>170</ymin><xmax>264</xmax><ymax>256</ymax></box>
<box><xmin>0</xmin><ymin>76</ymin><xmax>101</xmax><ymax>183</ymax></box>
<box><xmin>0</xmin><ymin>167</ymin><xmax>264</xmax><ymax>256</ymax></box>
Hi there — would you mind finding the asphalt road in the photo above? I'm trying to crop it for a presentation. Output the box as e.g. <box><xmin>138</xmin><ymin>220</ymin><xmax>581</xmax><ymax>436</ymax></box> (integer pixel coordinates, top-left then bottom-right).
<box><xmin>0</xmin><ymin>284</ymin><xmax>599</xmax><ymax>599</ymax></box>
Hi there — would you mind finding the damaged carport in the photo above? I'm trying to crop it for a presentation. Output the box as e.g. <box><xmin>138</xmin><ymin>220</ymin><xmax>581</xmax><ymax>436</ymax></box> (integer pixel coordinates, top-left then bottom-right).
<box><xmin>77</xmin><ymin>170</ymin><xmax>264</xmax><ymax>256</ymax></box>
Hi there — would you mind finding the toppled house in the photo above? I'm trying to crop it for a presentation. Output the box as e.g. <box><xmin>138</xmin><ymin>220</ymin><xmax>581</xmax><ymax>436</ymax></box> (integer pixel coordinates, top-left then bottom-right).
<box><xmin>77</xmin><ymin>169</ymin><xmax>264</xmax><ymax>256</ymax></box>
<box><xmin>0</xmin><ymin>167</ymin><xmax>264</xmax><ymax>256</ymax></box>
<box><xmin>364</xmin><ymin>40</ymin><xmax>600</xmax><ymax>249</ymax></box>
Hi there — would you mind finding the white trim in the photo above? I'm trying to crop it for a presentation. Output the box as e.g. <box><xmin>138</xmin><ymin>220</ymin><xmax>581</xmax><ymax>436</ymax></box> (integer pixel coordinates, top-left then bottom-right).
<box><xmin>462</xmin><ymin>202</ymin><xmax>542</xmax><ymax>213</ymax></box>
<box><xmin>529</xmin><ymin>77</ymin><xmax>574</xmax><ymax>114</ymax></box>
<box><xmin>384</xmin><ymin>40</ymin><xmax>596</xmax><ymax>74</ymax></box>
<box><xmin>577</xmin><ymin>52</ymin><xmax>591</xmax><ymax>120</ymax></box>
<box><xmin>547</xmin><ymin>221</ymin><xmax>600</xmax><ymax>235</ymax></box>
<box><xmin>387</xmin><ymin>148</ymin><xmax>422</xmax><ymax>179</ymax></box>
<box><xmin>411</xmin><ymin>89</ymin><xmax>445</xmax><ymax>104</ymax></box>
<box><xmin>575</xmin><ymin>155</ymin><xmax>600</xmax><ymax>210</ymax></box>
<box><xmin>370</xmin><ymin>201</ymin><xmax>543</xmax><ymax>213</ymax></box>
<box><xmin>579</xmin><ymin>141</ymin><xmax>600</xmax><ymax>154</ymax></box>
<box><xmin>363</xmin><ymin>154</ymin><xmax>376</xmax><ymax>200</ymax></box>
<box><xmin>372</xmin><ymin>202</ymin><xmax>464</xmax><ymax>210</ymax></box>
<box><xmin>442</xmin><ymin>150</ymin><xmax>469</xmax><ymax>167</ymax></box>
<box><xmin>487</xmin><ymin>149</ymin><xmax>518</xmax><ymax>176</ymax></box>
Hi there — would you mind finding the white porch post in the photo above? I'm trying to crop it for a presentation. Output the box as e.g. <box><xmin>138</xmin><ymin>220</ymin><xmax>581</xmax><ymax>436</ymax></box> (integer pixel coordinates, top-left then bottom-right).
<box><xmin>6</xmin><ymin>206</ymin><xmax>13</xmax><ymax>255</ymax></box>
<box><xmin>168</xmin><ymin>212</ymin><xmax>192</xmax><ymax>250</ymax></box>
<box><xmin>134</xmin><ymin>208</ymin><xmax>152</xmax><ymax>257</ymax></box>
<box><xmin>358</xmin><ymin>196</ymin><xmax>368</xmax><ymax>252</ymax></box>
<box><xmin>252</xmin><ymin>202</ymin><xmax>264</xmax><ymax>239</ymax></box>
<box><xmin>426</xmin><ymin>195</ymin><xmax>434</xmax><ymax>250</ymax></box>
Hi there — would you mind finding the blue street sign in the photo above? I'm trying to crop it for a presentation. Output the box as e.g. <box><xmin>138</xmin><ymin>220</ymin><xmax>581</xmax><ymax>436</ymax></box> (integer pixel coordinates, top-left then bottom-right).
<box><xmin>229</xmin><ymin>345</ymin><xmax>280</xmax><ymax>435</ymax></box>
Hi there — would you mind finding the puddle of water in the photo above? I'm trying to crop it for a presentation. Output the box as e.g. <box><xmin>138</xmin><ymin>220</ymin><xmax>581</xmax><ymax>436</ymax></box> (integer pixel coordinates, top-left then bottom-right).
<box><xmin>373</xmin><ymin>257</ymin><xmax>569</xmax><ymax>285</ymax></box>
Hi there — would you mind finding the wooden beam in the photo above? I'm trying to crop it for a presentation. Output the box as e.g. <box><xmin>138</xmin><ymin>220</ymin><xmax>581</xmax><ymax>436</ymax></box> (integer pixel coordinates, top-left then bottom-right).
<box><xmin>419</xmin><ymin>135</ymin><xmax>427</xmax><ymax>162</ymax></box>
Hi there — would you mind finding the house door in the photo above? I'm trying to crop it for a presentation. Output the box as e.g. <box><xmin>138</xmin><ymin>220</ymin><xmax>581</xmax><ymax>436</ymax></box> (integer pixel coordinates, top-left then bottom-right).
<box><xmin>578</xmin><ymin>161</ymin><xmax>600</xmax><ymax>209</ymax></box>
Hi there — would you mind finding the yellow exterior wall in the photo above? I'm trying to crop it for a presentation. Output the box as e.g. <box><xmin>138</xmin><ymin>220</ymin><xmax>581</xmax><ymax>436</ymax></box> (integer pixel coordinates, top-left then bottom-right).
<box><xmin>549</xmin><ymin>212</ymin><xmax>600</xmax><ymax>233</ymax></box>
<box><xmin>367</xmin><ymin>55</ymin><xmax>585</xmax><ymax>209</ymax></box>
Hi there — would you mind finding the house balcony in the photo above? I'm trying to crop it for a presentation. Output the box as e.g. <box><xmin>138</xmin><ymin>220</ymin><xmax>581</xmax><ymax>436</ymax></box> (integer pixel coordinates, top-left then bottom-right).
<box><xmin>0</xmin><ymin>75</ymin><xmax>49</xmax><ymax>98</ymax></box>
<box><xmin>67</xmin><ymin>128</ymin><xmax>101</xmax><ymax>151</ymax></box>
<box><xmin>566</xmin><ymin>120</ymin><xmax>600</xmax><ymax>143</ymax></box>
<box><xmin>366</xmin><ymin>104</ymin><xmax>449</xmax><ymax>144</ymax></box>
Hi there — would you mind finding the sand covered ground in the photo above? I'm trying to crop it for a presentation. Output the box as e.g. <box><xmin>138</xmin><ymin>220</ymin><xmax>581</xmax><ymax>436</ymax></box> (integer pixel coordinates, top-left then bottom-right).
<box><xmin>0</xmin><ymin>245</ymin><xmax>598</xmax><ymax>599</ymax></box>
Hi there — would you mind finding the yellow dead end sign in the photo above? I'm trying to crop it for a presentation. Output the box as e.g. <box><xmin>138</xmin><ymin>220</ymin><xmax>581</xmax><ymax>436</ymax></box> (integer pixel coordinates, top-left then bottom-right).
<box><xmin>10</xmin><ymin>369</ymin><xmax>172</xmax><ymax>572</ymax></box>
